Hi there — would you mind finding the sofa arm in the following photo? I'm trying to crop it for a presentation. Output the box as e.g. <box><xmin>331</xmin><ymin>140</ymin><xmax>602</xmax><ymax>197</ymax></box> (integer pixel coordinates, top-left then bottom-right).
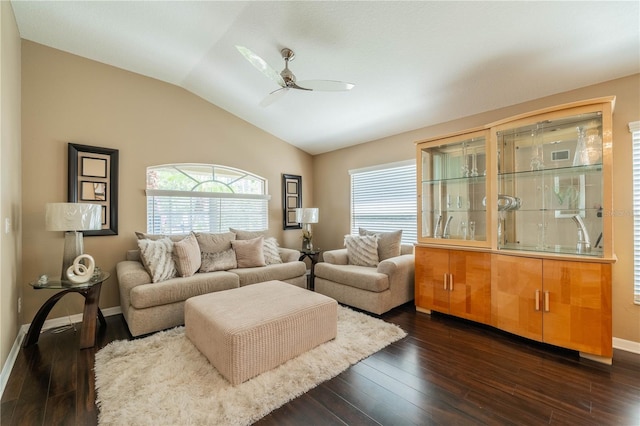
<box><xmin>322</xmin><ymin>249</ymin><xmax>349</xmax><ymax>265</ymax></box>
<box><xmin>116</xmin><ymin>260</ymin><xmax>152</xmax><ymax>311</ymax></box>
<box><xmin>279</xmin><ymin>247</ymin><xmax>301</xmax><ymax>263</ymax></box>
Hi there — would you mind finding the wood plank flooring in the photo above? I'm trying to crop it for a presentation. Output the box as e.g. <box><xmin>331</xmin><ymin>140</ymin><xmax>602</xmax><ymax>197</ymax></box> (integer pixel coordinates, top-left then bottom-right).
<box><xmin>2</xmin><ymin>303</ymin><xmax>639</xmax><ymax>425</ymax></box>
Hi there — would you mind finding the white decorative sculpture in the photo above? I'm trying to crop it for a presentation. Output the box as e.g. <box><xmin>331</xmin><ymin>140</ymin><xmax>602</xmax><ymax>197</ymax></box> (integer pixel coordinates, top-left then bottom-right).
<box><xmin>66</xmin><ymin>254</ymin><xmax>96</xmax><ymax>284</ymax></box>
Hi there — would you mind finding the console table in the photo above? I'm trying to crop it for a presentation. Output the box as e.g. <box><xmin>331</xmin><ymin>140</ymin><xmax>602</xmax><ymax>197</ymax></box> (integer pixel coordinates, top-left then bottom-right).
<box><xmin>23</xmin><ymin>271</ymin><xmax>110</xmax><ymax>349</ymax></box>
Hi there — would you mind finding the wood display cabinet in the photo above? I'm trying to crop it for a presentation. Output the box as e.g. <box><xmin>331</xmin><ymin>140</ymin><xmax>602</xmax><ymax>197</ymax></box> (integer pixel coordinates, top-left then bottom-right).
<box><xmin>415</xmin><ymin>97</ymin><xmax>615</xmax><ymax>362</ymax></box>
<box><xmin>415</xmin><ymin>246</ymin><xmax>491</xmax><ymax>324</ymax></box>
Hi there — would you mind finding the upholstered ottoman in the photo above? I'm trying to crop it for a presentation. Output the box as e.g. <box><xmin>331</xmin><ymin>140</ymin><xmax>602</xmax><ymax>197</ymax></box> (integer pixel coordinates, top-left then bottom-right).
<box><xmin>184</xmin><ymin>280</ymin><xmax>338</xmax><ymax>385</ymax></box>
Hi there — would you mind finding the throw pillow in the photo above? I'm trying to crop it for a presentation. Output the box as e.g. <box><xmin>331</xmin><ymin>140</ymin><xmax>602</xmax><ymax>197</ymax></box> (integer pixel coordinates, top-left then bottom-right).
<box><xmin>231</xmin><ymin>236</ymin><xmax>266</xmax><ymax>268</ymax></box>
<box><xmin>196</xmin><ymin>232</ymin><xmax>237</xmax><ymax>272</ymax></box>
<box><xmin>200</xmin><ymin>249</ymin><xmax>237</xmax><ymax>272</ymax></box>
<box><xmin>345</xmin><ymin>234</ymin><xmax>379</xmax><ymax>267</ymax></box>
<box><xmin>172</xmin><ymin>232</ymin><xmax>201</xmax><ymax>277</ymax></box>
<box><xmin>137</xmin><ymin>237</ymin><xmax>177</xmax><ymax>283</ymax></box>
<box><xmin>135</xmin><ymin>232</ymin><xmax>188</xmax><ymax>242</ymax></box>
<box><xmin>359</xmin><ymin>228</ymin><xmax>402</xmax><ymax>261</ymax></box>
<box><xmin>263</xmin><ymin>237</ymin><xmax>283</xmax><ymax>265</ymax></box>
<box><xmin>229</xmin><ymin>228</ymin><xmax>267</xmax><ymax>240</ymax></box>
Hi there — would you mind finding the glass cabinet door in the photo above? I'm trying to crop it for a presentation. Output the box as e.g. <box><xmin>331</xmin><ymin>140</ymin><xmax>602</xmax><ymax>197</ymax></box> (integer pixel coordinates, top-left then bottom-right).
<box><xmin>419</xmin><ymin>131</ymin><xmax>488</xmax><ymax>244</ymax></box>
<box><xmin>496</xmin><ymin>111</ymin><xmax>605</xmax><ymax>257</ymax></box>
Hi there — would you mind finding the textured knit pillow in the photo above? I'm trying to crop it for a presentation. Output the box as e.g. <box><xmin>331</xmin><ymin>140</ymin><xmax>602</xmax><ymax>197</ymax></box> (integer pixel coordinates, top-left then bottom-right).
<box><xmin>359</xmin><ymin>228</ymin><xmax>402</xmax><ymax>260</ymax></box>
<box><xmin>231</xmin><ymin>236</ymin><xmax>266</xmax><ymax>268</ymax></box>
<box><xmin>172</xmin><ymin>232</ymin><xmax>201</xmax><ymax>277</ymax></box>
<box><xmin>263</xmin><ymin>237</ymin><xmax>283</xmax><ymax>265</ymax></box>
<box><xmin>229</xmin><ymin>228</ymin><xmax>267</xmax><ymax>240</ymax></box>
<box><xmin>196</xmin><ymin>232</ymin><xmax>237</xmax><ymax>272</ymax></box>
<box><xmin>137</xmin><ymin>237</ymin><xmax>177</xmax><ymax>283</ymax></box>
<box><xmin>135</xmin><ymin>232</ymin><xmax>188</xmax><ymax>242</ymax></box>
<box><xmin>345</xmin><ymin>234</ymin><xmax>379</xmax><ymax>267</ymax></box>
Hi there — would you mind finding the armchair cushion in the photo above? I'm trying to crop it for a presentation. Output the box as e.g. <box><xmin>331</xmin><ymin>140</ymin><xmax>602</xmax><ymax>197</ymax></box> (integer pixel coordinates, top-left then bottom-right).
<box><xmin>314</xmin><ymin>263</ymin><xmax>389</xmax><ymax>292</ymax></box>
<box><xmin>359</xmin><ymin>228</ymin><xmax>402</xmax><ymax>261</ymax></box>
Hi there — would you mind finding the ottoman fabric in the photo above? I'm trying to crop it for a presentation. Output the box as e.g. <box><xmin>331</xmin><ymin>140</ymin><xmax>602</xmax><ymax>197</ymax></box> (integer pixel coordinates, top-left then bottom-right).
<box><xmin>185</xmin><ymin>280</ymin><xmax>338</xmax><ymax>385</ymax></box>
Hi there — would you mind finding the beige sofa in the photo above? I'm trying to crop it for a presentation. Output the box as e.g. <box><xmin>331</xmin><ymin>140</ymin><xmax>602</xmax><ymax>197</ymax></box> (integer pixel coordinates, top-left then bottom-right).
<box><xmin>314</xmin><ymin>244</ymin><xmax>414</xmax><ymax>315</ymax></box>
<box><xmin>117</xmin><ymin>247</ymin><xmax>307</xmax><ymax>336</ymax></box>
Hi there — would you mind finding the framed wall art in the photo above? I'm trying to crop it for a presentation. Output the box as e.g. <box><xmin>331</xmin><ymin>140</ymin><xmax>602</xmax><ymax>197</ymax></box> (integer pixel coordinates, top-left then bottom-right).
<box><xmin>68</xmin><ymin>143</ymin><xmax>119</xmax><ymax>236</ymax></box>
<box><xmin>282</xmin><ymin>174</ymin><xmax>302</xmax><ymax>230</ymax></box>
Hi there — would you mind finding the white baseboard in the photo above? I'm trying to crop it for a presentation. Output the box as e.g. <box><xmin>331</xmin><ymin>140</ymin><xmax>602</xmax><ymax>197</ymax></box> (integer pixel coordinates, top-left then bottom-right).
<box><xmin>613</xmin><ymin>337</ymin><xmax>640</xmax><ymax>354</ymax></box>
<box><xmin>0</xmin><ymin>306</ymin><xmax>122</xmax><ymax>399</ymax></box>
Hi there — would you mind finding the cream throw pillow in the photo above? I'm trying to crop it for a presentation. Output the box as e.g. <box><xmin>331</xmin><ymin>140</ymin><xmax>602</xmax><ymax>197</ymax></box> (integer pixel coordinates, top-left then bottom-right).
<box><xmin>359</xmin><ymin>228</ymin><xmax>402</xmax><ymax>260</ymax></box>
<box><xmin>196</xmin><ymin>232</ymin><xmax>237</xmax><ymax>272</ymax></box>
<box><xmin>138</xmin><ymin>237</ymin><xmax>177</xmax><ymax>283</ymax></box>
<box><xmin>172</xmin><ymin>232</ymin><xmax>201</xmax><ymax>277</ymax></box>
<box><xmin>345</xmin><ymin>234</ymin><xmax>379</xmax><ymax>267</ymax></box>
<box><xmin>263</xmin><ymin>237</ymin><xmax>282</xmax><ymax>265</ymax></box>
<box><xmin>231</xmin><ymin>236</ymin><xmax>266</xmax><ymax>268</ymax></box>
<box><xmin>229</xmin><ymin>228</ymin><xmax>267</xmax><ymax>240</ymax></box>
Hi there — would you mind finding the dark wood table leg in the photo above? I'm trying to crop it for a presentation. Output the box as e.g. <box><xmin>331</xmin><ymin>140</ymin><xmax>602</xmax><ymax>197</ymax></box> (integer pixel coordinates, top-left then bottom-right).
<box><xmin>79</xmin><ymin>282</ymin><xmax>103</xmax><ymax>349</ymax></box>
<box><xmin>23</xmin><ymin>288</ymin><xmax>75</xmax><ymax>347</ymax></box>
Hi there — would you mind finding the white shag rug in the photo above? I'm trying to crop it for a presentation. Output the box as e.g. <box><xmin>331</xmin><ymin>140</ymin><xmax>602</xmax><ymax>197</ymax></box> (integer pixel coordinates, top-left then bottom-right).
<box><xmin>94</xmin><ymin>306</ymin><xmax>406</xmax><ymax>426</ymax></box>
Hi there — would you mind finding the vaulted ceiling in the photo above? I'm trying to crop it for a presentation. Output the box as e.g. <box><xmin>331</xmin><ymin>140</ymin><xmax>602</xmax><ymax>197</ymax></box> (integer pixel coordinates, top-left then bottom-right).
<box><xmin>11</xmin><ymin>1</ymin><xmax>640</xmax><ymax>155</ymax></box>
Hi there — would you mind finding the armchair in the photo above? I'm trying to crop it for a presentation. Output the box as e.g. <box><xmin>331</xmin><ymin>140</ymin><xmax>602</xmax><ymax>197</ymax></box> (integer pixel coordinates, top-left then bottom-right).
<box><xmin>314</xmin><ymin>244</ymin><xmax>414</xmax><ymax>315</ymax></box>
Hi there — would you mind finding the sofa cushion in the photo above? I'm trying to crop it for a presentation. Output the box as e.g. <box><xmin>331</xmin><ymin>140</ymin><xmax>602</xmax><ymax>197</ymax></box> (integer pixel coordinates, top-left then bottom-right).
<box><xmin>172</xmin><ymin>232</ymin><xmax>201</xmax><ymax>277</ymax></box>
<box><xmin>232</xmin><ymin>262</ymin><xmax>307</xmax><ymax>286</ymax></box>
<box><xmin>231</xmin><ymin>236</ymin><xmax>266</xmax><ymax>268</ymax></box>
<box><xmin>263</xmin><ymin>237</ymin><xmax>283</xmax><ymax>265</ymax></box>
<box><xmin>345</xmin><ymin>235</ymin><xmax>379</xmax><ymax>267</ymax></box>
<box><xmin>137</xmin><ymin>237</ymin><xmax>177</xmax><ymax>283</ymax></box>
<box><xmin>229</xmin><ymin>228</ymin><xmax>266</xmax><ymax>240</ymax></box>
<box><xmin>129</xmin><ymin>271</ymin><xmax>239</xmax><ymax>309</ymax></box>
<box><xmin>196</xmin><ymin>232</ymin><xmax>237</xmax><ymax>272</ymax></box>
<box><xmin>359</xmin><ymin>228</ymin><xmax>402</xmax><ymax>261</ymax></box>
<box><xmin>314</xmin><ymin>263</ymin><xmax>389</xmax><ymax>292</ymax></box>
<box><xmin>135</xmin><ymin>231</ymin><xmax>188</xmax><ymax>242</ymax></box>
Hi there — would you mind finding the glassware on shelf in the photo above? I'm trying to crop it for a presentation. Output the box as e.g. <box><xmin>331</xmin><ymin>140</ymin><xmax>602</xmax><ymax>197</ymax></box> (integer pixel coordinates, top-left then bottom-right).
<box><xmin>461</xmin><ymin>142</ymin><xmax>470</xmax><ymax>177</ymax></box>
<box><xmin>469</xmin><ymin>221</ymin><xmax>476</xmax><ymax>240</ymax></box>
<box><xmin>471</xmin><ymin>150</ymin><xmax>479</xmax><ymax>177</ymax></box>
<box><xmin>573</xmin><ymin>126</ymin><xmax>603</xmax><ymax>166</ymax></box>
<box><xmin>529</xmin><ymin>123</ymin><xmax>545</xmax><ymax>171</ymax></box>
<box><xmin>458</xmin><ymin>221</ymin><xmax>467</xmax><ymax>240</ymax></box>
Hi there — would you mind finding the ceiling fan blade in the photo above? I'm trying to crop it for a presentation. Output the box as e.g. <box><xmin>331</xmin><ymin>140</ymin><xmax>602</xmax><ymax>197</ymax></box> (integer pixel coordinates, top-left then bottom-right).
<box><xmin>296</xmin><ymin>80</ymin><xmax>354</xmax><ymax>92</ymax></box>
<box><xmin>236</xmin><ymin>45</ymin><xmax>285</xmax><ymax>88</ymax></box>
<box><xmin>259</xmin><ymin>88</ymin><xmax>289</xmax><ymax>108</ymax></box>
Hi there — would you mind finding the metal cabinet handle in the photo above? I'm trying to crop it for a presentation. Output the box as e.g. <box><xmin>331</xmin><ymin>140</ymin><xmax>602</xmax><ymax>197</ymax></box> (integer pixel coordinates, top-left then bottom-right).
<box><xmin>443</xmin><ymin>273</ymin><xmax>448</xmax><ymax>290</ymax></box>
<box><xmin>535</xmin><ymin>290</ymin><xmax>541</xmax><ymax>311</ymax></box>
<box><xmin>449</xmin><ymin>274</ymin><xmax>454</xmax><ymax>291</ymax></box>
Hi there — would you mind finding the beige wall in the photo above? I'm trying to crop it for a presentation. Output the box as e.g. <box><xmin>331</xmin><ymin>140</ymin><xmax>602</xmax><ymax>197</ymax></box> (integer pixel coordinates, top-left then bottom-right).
<box><xmin>21</xmin><ymin>41</ymin><xmax>313</xmax><ymax>324</ymax></box>
<box><xmin>314</xmin><ymin>74</ymin><xmax>640</xmax><ymax>345</ymax></box>
<box><xmin>1</xmin><ymin>2</ymin><xmax>22</xmax><ymax>371</ymax></box>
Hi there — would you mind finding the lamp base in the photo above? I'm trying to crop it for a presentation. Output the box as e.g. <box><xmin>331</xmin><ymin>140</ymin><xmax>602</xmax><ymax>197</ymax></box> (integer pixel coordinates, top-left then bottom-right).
<box><xmin>62</xmin><ymin>231</ymin><xmax>84</xmax><ymax>281</ymax></box>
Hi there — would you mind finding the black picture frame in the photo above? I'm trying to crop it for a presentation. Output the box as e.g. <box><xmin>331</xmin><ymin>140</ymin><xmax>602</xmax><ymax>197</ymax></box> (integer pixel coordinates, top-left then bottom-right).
<box><xmin>282</xmin><ymin>174</ymin><xmax>302</xmax><ymax>230</ymax></box>
<box><xmin>68</xmin><ymin>143</ymin><xmax>119</xmax><ymax>236</ymax></box>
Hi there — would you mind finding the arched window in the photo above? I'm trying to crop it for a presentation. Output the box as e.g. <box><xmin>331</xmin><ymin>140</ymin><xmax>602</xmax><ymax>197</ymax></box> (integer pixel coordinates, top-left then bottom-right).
<box><xmin>146</xmin><ymin>164</ymin><xmax>269</xmax><ymax>234</ymax></box>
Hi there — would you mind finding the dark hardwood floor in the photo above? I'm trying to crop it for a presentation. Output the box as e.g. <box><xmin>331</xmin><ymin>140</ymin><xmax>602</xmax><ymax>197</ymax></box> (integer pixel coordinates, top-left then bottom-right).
<box><xmin>2</xmin><ymin>303</ymin><xmax>639</xmax><ymax>425</ymax></box>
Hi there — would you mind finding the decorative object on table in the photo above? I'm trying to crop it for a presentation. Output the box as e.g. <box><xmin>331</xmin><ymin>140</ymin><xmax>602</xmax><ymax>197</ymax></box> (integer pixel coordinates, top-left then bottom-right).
<box><xmin>282</xmin><ymin>174</ymin><xmax>302</xmax><ymax>230</ymax></box>
<box><xmin>37</xmin><ymin>274</ymin><xmax>48</xmax><ymax>285</ymax></box>
<box><xmin>95</xmin><ymin>305</ymin><xmax>405</xmax><ymax>426</ymax></box>
<box><xmin>296</xmin><ymin>207</ymin><xmax>319</xmax><ymax>251</ymax></box>
<box><xmin>66</xmin><ymin>254</ymin><xmax>96</xmax><ymax>284</ymax></box>
<box><xmin>46</xmin><ymin>202</ymin><xmax>102</xmax><ymax>280</ymax></box>
<box><xmin>68</xmin><ymin>143</ymin><xmax>119</xmax><ymax>236</ymax></box>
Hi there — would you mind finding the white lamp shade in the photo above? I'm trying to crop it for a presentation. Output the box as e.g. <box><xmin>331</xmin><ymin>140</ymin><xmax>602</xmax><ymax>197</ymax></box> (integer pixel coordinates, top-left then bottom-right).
<box><xmin>295</xmin><ymin>208</ymin><xmax>319</xmax><ymax>224</ymax></box>
<box><xmin>46</xmin><ymin>203</ymin><xmax>102</xmax><ymax>231</ymax></box>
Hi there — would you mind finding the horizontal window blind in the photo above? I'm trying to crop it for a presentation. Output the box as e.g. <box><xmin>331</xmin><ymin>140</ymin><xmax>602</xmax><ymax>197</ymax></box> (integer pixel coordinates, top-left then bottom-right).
<box><xmin>147</xmin><ymin>192</ymin><xmax>268</xmax><ymax>235</ymax></box>
<box><xmin>350</xmin><ymin>161</ymin><xmax>417</xmax><ymax>244</ymax></box>
<box><xmin>631</xmin><ymin>121</ymin><xmax>640</xmax><ymax>304</ymax></box>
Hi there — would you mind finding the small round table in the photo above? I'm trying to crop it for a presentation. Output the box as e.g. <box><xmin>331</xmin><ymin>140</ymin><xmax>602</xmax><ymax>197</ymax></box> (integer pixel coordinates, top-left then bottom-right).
<box><xmin>299</xmin><ymin>250</ymin><xmax>321</xmax><ymax>290</ymax></box>
<box><xmin>23</xmin><ymin>271</ymin><xmax>110</xmax><ymax>350</ymax></box>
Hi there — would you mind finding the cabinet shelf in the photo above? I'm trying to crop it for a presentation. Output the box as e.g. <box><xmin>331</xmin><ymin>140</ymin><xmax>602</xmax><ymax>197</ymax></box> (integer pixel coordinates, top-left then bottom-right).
<box><xmin>498</xmin><ymin>164</ymin><xmax>602</xmax><ymax>179</ymax></box>
<box><xmin>421</xmin><ymin>176</ymin><xmax>486</xmax><ymax>185</ymax></box>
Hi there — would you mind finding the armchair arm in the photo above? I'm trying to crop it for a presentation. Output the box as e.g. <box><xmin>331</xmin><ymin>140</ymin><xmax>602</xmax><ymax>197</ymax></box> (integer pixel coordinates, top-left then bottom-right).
<box><xmin>322</xmin><ymin>248</ymin><xmax>349</xmax><ymax>265</ymax></box>
<box><xmin>279</xmin><ymin>247</ymin><xmax>301</xmax><ymax>263</ymax></box>
<box><xmin>377</xmin><ymin>254</ymin><xmax>415</xmax><ymax>281</ymax></box>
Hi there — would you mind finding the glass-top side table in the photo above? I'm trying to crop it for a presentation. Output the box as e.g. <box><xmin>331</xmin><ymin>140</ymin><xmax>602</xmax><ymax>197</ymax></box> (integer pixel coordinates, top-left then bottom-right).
<box><xmin>298</xmin><ymin>250</ymin><xmax>321</xmax><ymax>291</ymax></box>
<box><xmin>24</xmin><ymin>271</ymin><xmax>110</xmax><ymax>349</ymax></box>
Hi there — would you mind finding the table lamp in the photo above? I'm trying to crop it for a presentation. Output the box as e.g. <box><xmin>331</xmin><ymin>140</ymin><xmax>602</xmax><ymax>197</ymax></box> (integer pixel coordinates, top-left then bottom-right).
<box><xmin>295</xmin><ymin>207</ymin><xmax>319</xmax><ymax>252</ymax></box>
<box><xmin>46</xmin><ymin>203</ymin><xmax>102</xmax><ymax>280</ymax></box>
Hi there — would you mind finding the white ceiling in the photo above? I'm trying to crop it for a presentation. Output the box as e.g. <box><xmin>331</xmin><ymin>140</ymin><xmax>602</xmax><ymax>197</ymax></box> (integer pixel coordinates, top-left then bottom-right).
<box><xmin>11</xmin><ymin>1</ymin><xmax>640</xmax><ymax>155</ymax></box>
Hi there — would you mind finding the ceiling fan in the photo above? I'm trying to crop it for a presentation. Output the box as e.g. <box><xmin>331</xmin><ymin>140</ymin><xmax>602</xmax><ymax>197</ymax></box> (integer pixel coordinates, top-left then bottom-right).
<box><xmin>236</xmin><ymin>46</ymin><xmax>355</xmax><ymax>107</ymax></box>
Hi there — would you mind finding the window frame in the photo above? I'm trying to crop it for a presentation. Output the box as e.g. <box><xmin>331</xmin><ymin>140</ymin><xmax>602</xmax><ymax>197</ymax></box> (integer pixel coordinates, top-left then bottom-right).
<box><xmin>630</xmin><ymin>121</ymin><xmax>640</xmax><ymax>304</ymax></box>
